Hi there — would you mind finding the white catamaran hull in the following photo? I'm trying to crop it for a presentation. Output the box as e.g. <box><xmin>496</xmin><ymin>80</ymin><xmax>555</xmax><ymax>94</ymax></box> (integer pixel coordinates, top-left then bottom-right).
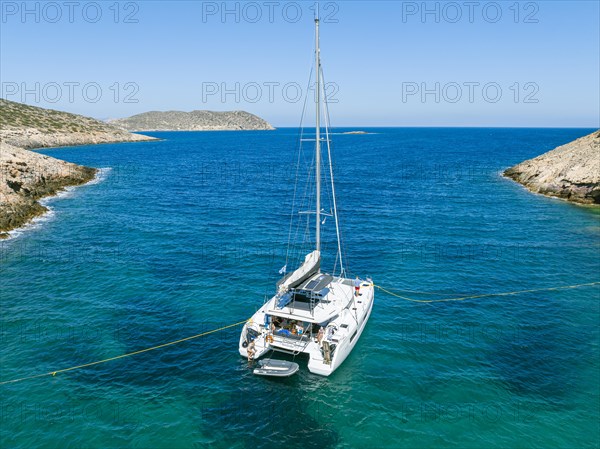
<box><xmin>308</xmin><ymin>288</ymin><xmax>374</xmax><ymax>376</ymax></box>
<box><xmin>239</xmin><ymin>281</ymin><xmax>374</xmax><ymax>376</ymax></box>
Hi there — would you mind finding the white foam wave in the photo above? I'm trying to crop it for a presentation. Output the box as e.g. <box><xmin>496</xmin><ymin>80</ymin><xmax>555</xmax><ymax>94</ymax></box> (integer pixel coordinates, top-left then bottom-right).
<box><xmin>5</xmin><ymin>207</ymin><xmax>56</xmax><ymax>240</ymax></box>
<box><xmin>40</xmin><ymin>185</ymin><xmax>76</xmax><ymax>203</ymax></box>
<box><xmin>86</xmin><ymin>167</ymin><xmax>112</xmax><ymax>186</ymax></box>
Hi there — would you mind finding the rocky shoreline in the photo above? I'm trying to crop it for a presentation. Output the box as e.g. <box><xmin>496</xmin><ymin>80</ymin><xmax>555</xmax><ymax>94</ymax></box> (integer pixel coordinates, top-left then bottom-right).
<box><xmin>2</xmin><ymin>127</ymin><xmax>153</xmax><ymax>150</ymax></box>
<box><xmin>503</xmin><ymin>130</ymin><xmax>600</xmax><ymax>206</ymax></box>
<box><xmin>0</xmin><ymin>99</ymin><xmax>155</xmax><ymax>238</ymax></box>
<box><xmin>0</xmin><ymin>142</ymin><xmax>98</xmax><ymax>238</ymax></box>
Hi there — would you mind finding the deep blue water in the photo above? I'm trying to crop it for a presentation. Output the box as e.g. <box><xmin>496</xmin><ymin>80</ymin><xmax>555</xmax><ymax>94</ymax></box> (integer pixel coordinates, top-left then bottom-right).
<box><xmin>1</xmin><ymin>128</ymin><xmax>599</xmax><ymax>448</ymax></box>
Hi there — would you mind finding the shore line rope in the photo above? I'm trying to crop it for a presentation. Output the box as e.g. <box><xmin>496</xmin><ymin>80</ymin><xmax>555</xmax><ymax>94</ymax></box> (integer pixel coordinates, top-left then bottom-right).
<box><xmin>0</xmin><ymin>320</ymin><xmax>247</xmax><ymax>386</ymax></box>
<box><xmin>374</xmin><ymin>281</ymin><xmax>600</xmax><ymax>303</ymax></box>
<box><xmin>2</xmin><ymin>281</ymin><xmax>599</xmax><ymax>386</ymax></box>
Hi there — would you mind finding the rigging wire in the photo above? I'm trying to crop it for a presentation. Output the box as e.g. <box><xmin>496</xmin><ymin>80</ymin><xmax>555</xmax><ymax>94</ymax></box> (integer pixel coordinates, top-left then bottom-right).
<box><xmin>285</xmin><ymin>66</ymin><xmax>314</xmax><ymax>271</ymax></box>
<box><xmin>320</xmin><ymin>63</ymin><xmax>345</xmax><ymax>276</ymax></box>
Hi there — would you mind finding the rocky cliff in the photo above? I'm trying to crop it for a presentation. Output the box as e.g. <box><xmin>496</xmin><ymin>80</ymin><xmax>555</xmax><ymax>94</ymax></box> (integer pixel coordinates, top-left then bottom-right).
<box><xmin>108</xmin><ymin>110</ymin><xmax>275</xmax><ymax>131</ymax></box>
<box><xmin>0</xmin><ymin>142</ymin><xmax>97</xmax><ymax>237</ymax></box>
<box><xmin>504</xmin><ymin>130</ymin><xmax>600</xmax><ymax>205</ymax></box>
<box><xmin>0</xmin><ymin>100</ymin><xmax>155</xmax><ymax>237</ymax></box>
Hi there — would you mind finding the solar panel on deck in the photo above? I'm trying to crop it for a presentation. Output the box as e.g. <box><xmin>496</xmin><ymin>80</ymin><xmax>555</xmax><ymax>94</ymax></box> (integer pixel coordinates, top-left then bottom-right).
<box><xmin>298</xmin><ymin>274</ymin><xmax>333</xmax><ymax>292</ymax></box>
<box><xmin>305</xmin><ymin>280</ymin><xmax>319</xmax><ymax>289</ymax></box>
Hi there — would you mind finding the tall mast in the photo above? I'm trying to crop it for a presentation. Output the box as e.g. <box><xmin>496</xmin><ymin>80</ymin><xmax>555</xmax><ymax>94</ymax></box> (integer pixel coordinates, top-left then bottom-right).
<box><xmin>315</xmin><ymin>16</ymin><xmax>321</xmax><ymax>254</ymax></box>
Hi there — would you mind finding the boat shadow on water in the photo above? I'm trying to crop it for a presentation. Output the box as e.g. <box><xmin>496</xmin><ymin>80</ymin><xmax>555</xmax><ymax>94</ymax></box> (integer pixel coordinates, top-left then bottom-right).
<box><xmin>201</xmin><ymin>354</ymin><xmax>342</xmax><ymax>447</ymax></box>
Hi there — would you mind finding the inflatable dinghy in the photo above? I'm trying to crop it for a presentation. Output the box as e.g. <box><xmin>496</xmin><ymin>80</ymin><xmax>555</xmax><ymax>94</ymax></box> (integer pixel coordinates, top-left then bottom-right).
<box><xmin>253</xmin><ymin>359</ymin><xmax>299</xmax><ymax>377</ymax></box>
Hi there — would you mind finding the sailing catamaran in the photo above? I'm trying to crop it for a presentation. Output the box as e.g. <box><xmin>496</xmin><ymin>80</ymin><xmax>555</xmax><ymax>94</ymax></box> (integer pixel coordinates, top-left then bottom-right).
<box><xmin>238</xmin><ymin>16</ymin><xmax>374</xmax><ymax>377</ymax></box>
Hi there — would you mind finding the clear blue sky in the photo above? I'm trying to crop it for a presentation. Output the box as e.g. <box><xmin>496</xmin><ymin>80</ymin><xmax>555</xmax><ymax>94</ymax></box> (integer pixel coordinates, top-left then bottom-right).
<box><xmin>1</xmin><ymin>1</ymin><xmax>598</xmax><ymax>127</ymax></box>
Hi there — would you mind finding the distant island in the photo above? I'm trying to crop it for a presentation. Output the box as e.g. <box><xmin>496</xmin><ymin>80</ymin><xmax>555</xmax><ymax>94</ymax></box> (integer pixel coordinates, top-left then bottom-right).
<box><xmin>108</xmin><ymin>110</ymin><xmax>275</xmax><ymax>132</ymax></box>
<box><xmin>0</xmin><ymin>99</ymin><xmax>155</xmax><ymax>238</ymax></box>
<box><xmin>504</xmin><ymin>130</ymin><xmax>600</xmax><ymax>205</ymax></box>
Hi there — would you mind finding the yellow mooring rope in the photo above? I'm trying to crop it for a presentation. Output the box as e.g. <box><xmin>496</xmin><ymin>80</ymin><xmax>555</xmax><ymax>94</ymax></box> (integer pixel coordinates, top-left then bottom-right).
<box><xmin>0</xmin><ymin>320</ymin><xmax>247</xmax><ymax>386</ymax></box>
<box><xmin>374</xmin><ymin>281</ymin><xmax>600</xmax><ymax>303</ymax></box>
<box><xmin>2</xmin><ymin>281</ymin><xmax>599</xmax><ymax>386</ymax></box>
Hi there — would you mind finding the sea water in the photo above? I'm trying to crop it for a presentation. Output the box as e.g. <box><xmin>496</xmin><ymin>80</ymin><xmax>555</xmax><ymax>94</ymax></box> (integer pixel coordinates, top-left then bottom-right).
<box><xmin>1</xmin><ymin>128</ymin><xmax>598</xmax><ymax>448</ymax></box>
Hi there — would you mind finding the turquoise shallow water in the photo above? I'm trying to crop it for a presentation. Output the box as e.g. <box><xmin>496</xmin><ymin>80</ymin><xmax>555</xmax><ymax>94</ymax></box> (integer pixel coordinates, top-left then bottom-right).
<box><xmin>1</xmin><ymin>128</ymin><xmax>599</xmax><ymax>448</ymax></box>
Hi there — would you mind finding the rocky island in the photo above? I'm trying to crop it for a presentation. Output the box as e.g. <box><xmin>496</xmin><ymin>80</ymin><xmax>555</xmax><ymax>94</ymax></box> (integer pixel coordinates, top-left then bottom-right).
<box><xmin>0</xmin><ymin>99</ymin><xmax>155</xmax><ymax>238</ymax></box>
<box><xmin>504</xmin><ymin>130</ymin><xmax>600</xmax><ymax>205</ymax></box>
<box><xmin>108</xmin><ymin>110</ymin><xmax>274</xmax><ymax>131</ymax></box>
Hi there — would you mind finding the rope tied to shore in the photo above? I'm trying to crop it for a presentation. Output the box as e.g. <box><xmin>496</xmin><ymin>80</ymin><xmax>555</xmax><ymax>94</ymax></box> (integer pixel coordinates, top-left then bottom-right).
<box><xmin>1</xmin><ymin>281</ymin><xmax>599</xmax><ymax>386</ymax></box>
<box><xmin>374</xmin><ymin>281</ymin><xmax>600</xmax><ymax>303</ymax></box>
<box><xmin>0</xmin><ymin>320</ymin><xmax>247</xmax><ymax>386</ymax></box>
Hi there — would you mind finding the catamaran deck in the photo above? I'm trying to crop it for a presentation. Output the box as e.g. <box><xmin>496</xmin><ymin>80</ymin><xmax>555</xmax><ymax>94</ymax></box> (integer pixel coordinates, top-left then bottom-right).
<box><xmin>267</xmin><ymin>274</ymin><xmax>357</xmax><ymax>323</ymax></box>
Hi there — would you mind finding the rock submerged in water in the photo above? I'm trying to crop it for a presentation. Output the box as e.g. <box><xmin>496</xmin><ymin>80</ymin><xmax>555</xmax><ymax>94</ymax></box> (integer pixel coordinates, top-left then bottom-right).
<box><xmin>503</xmin><ymin>130</ymin><xmax>600</xmax><ymax>205</ymax></box>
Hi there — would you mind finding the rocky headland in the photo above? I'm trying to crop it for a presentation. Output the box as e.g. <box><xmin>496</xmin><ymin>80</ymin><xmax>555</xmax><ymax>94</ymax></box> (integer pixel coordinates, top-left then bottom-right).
<box><xmin>0</xmin><ymin>99</ymin><xmax>155</xmax><ymax>238</ymax></box>
<box><xmin>504</xmin><ymin>130</ymin><xmax>600</xmax><ymax>205</ymax></box>
<box><xmin>108</xmin><ymin>110</ymin><xmax>274</xmax><ymax>131</ymax></box>
<box><xmin>0</xmin><ymin>142</ymin><xmax>97</xmax><ymax>237</ymax></box>
<box><xmin>0</xmin><ymin>99</ymin><xmax>155</xmax><ymax>150</ymax></box>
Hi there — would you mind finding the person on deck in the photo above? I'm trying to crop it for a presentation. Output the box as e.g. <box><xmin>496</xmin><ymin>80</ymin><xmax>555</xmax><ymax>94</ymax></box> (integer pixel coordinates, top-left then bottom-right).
<box><xmin>317</xmin><ymin>326</ymin><xmax>324</xmax><ymax>344</ymax></box>
<box><xmin>354</xmin><ymin>276</ymin><xmax>361</xmax><ymax>297</ymax></box>
<box><xmin>247</xmin><ymin>340</ymin><xmax>255</xmax><ymax>361</ymax></box>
